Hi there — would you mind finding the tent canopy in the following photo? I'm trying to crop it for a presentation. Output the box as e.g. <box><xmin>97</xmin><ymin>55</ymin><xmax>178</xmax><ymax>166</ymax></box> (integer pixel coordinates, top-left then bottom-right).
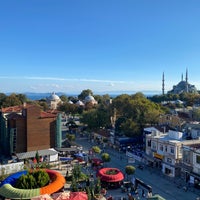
<box><xmin>69</xmin><ymin>192</ymin><xmax>88</xmax><ymax>200</ymax></box>
<box><xmin>96</xmin><ymin>168</ymin><xmax>124</xmax><ymax>182</ymax></box>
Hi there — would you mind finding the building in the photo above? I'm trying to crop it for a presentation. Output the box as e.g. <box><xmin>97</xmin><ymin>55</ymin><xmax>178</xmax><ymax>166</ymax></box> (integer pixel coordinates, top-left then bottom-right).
<box><xmin>167</xmin><ymin>69</ymin><xmax>198</xmax><ymax>94</ymax></box>
<box><xmin>84</xmin><ymin>94</ymin><xmax>98</xmax><ymax>105</ymax></box>
<box><xmin>0</xmin><ymin>104</ymin><xmax>62</xmax><ymax>157</ymax></box>
<box><xmin>46</xmin><ymin>92</ymin><xmax>62</xmax><ymax>109</ymax></box>
<box><xmin>144</xmin><ymin>128</ymin><xmax>200</xmax><ymax>178</ymax></box>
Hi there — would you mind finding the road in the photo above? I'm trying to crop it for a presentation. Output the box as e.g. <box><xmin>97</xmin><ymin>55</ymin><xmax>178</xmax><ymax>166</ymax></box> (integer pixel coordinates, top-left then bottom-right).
<box><xmin>75</xmin><ymin>137</ymin><xmax>200</xmax><ymax>200</ymax></box>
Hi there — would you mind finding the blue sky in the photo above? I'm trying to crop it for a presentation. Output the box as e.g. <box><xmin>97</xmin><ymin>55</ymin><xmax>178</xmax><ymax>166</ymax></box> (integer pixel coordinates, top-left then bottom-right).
<box><xmin>0</xmin><ymin>0</ymin><xmax>200</xmax><ymax>95</ymax></box>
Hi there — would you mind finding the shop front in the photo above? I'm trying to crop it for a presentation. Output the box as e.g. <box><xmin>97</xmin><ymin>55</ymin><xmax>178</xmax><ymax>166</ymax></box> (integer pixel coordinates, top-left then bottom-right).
<box><xmin>153</xmin><ymin>153</ymin><xmax>163</xmax><ymax>168</ymax></box>
<box><xmin>162</xmin><ymin>163</ymin><xmax>177</xmax><ymax>177</ymax></box>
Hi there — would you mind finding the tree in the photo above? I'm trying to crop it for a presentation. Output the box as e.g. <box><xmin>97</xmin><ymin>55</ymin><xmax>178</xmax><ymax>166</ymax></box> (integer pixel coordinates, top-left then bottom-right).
<box><xmin>78</xmin><ymin>89</ymin><xmax>93</xmax><ymax>100</ymax></box>
<box><xmin>71</xmin><ymin>175</ymin><xmax>78</xmax><ymax>192</ymax></box>
<box><xmin>15</xmin><ymin>170</ymin><xmax>50</xmax><ymax>189</ymax></box>
<box><xmin>59</xmin><ymin>95</ymin><xmax>68</xmax><ymax>102</ymax></box>
<box><xmin>72</xmin><ymin>165</ymin><xmax>82</xmax><ymax>181</ymax></box>
<box><xmin>35</xmin><ymin>151</ymin><xmax>40</xmax><ymax>163</ymax></box>
<box><xmin>192</xmin><ymin>108</ymin><xmax>200</xmax><ymax>121</ymax></box>
<box><xmin>94</xmin><ymin>177</ymin><xmax>101</xmax><ymax>195</ymax></box>
<box><xmin>2</xmin><ymin>93</ymin><xmax>22</xmax><ymax>107</ymax></box>
<box><xmin>80</xmin><ymin>106</ymin><xmax>110</xmax><ymax>130</ymax></box>
<box><xmin>125</xmin><ymin>165</ymin><xmax>135</xmax><ymax>180</ymax></box>
<box><xmin>92</xmin><ymin>146</ymin><xmax>101</xmax><ymax>154</ymax></box>
<box><xmin>66</xmin><ymin>133</ymin><xmax>75</xmax><ymax>141</ymax></box>
<box><xmin>16</xmin><ymin>93</ymin><xmax>28</xmax><ymax>103</ymax></box>
<box><xmin>112</xmin><ymin>92</ymin><xmax>164</xmax><ymax>136</ymax></box>
<box><xmin>101</xmin><ymin>153</ymin><xmax>111</xmax><ymax>166</ymax></box>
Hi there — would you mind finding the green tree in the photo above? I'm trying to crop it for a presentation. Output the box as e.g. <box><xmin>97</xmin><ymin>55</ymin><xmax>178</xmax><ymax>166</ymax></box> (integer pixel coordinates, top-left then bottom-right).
<box><xmin>72</xmin><ymin>165</ymin><xmax>82</xmax><ymax>181</ymax></box>
<box><xmin>66</xmin><ymin>133</ymin><xmax>76</xmax><ymax>141</ymax></box>
<box><xmin>35</xmin><ymin>151</ymin><xmax>40</xmax><ymax>163</ymax></box>
<box><xmin>101</xmin><ymin>153</ymin><xmax>111</xmax><ymax>166</ymax></box>
<box><xmin>125</xmin><ymin>165</ymin><xmax>135</xmax><ymax>180</ymax></box>
<box><xmin>71</xmin><ymin>175</ymin><xmax>78</xmax><ymax>192</ymax></box>
<box><xmin>95</xmin><ymin>177</ymin><xmax>101</xmax><ymax>195</ymax></box>
<box><xmin>15</xmin><ymin>170</ymin><xmax>50</xmax><ymax>189</ymax></box>
<box><xmin>16</xmin><ymin>94</ymin><xmax>28</xmax><ymax>103</ymax></box>
<box><xmin>59</xmin><ymin>95</ymin><xmax>68</xmax><ymax>102</ymax></box>
<box><xmin>2</xmin><ymin>93</ymin><xmax>22</xmax><ymax>107</ymax></box>
<box><xmin>80</xmin><ymin>106</ymin><xmax>110</xmax><ymax>130</ymax></box>
<box><xmin>192</xmin><ymin>108</ymin><xmax>200</xmax><ymax>121</ymax></box>
<box><xmin>92</xmin><ymin>146</ymin><xmax>101</xmax><ymax>154</ymax></box>
<box><xmin>78</xmin><ymin>89</ymin><xmax>93</xmax><ymax>100</ymax></box>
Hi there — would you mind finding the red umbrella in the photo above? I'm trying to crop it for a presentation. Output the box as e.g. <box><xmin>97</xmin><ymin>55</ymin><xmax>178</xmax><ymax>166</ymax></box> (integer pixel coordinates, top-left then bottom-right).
<box><xmin>96</xmin><ymin>168</ymin><xmax>124</xmax><ymax>182</ymax></box>
<box><xmin>69</xmin><ymin>192</ymin><xmax>88</xmax><ymax>200</ymax></box>
<box><xmin>91</xmin><ymin>158</ymin><xmax>103</xmax><ymax>165</ymax></box>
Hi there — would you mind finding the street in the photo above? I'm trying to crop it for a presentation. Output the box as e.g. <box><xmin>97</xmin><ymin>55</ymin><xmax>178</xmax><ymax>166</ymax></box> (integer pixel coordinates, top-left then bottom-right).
<box><xmin>75</xmin><ymin>137</ymin><xmax>200</xmax><ymax>200</ymax></box>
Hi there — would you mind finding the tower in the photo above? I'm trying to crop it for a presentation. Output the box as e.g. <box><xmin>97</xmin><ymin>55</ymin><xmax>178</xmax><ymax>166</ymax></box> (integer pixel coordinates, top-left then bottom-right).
<box><xmin>186</xmin><ymin>68</ymin><xmax>188</xmax><ymax>93</ymax></box>
<box><xmin>162</xmin><ymin>72</ymin><xmax>165</xmax><ymax>95</ymax></box>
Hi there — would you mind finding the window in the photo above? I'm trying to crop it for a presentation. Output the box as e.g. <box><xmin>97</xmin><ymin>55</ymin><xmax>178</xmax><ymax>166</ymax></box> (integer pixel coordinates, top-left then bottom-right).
<box><xmin>159</xmin><ymin>145</ymin><xmax>163</xmax><ymax>151</ymax></box>
<box><xmin>170</xmin><ymin>147</ymin><xmax>174</xmax><ymax>154</ymax></box>
<box><xmin>147</xmin><ymin>140</ymin><xmax>151</xmax><ymax>147</ymax></box>
<box><xmin>196</xmin><ymin>155</ymin><xmax>200</xmax><ymax>164</ymax></box>
<box><xmin>152</xmin><ymin>142</ymin><xmax>156</xmax><ymax>150</ymax></box>
<box><xmin>165</xmin><ymin>146</ymin><xmax>167</xmax><ymax>152</ymax></box>
<box><xmin>167</xmin><ymin>158</ymin><xmax>172</xmax><ymax>163</ymax></box>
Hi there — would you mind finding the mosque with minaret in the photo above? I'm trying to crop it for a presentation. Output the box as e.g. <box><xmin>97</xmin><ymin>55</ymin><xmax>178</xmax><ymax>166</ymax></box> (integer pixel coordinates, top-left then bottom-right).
<box><xmin>162</xmin><ymin>69</ymin><xmax>198</xmax><ymax>95</ymax></box>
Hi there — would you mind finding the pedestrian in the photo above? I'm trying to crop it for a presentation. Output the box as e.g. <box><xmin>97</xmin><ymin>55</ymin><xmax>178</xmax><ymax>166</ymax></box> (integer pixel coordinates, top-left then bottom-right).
<box><xmin>142</xmin><ymin>189</ymin><xmax>145</xmax><ymax>197</ymax></box>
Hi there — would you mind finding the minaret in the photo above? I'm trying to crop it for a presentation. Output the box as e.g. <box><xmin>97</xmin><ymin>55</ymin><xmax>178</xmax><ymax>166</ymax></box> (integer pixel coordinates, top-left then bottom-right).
<box><xmin>186</xmin><ymin>68</ymin><xmax>188</xmax><ymax>83</ymax></box>
<box><xmin>162</xmin><ymin>72</ymin><xmax>165</xmax><ymax>95</ymax></box>
<box><xmin>181</xmin><ymin>73</ymin><xmax>183</xmax><ymax>81</ymax></box>
<box><xmin>185</xmin><ymin>68</ymin><xmax>188</xmax><ymax>93</ymax></box>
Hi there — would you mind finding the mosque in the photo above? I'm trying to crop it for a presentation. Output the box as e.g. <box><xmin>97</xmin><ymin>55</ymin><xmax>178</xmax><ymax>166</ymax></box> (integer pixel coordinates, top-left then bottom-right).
<box><xmin>162</xmin><ymin>69</ymin><xmax>198</xmax><ymax>95</ymax></box>
<box><xmin>46</xmin><ymin>92</ymin><xmax>98</xmax><ymax>109</ymax></box>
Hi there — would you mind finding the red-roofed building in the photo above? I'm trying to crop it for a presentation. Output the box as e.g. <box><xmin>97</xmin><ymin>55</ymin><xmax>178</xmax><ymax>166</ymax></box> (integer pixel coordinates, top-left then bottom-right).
<box><xmin>0</xmin><ymin>104</ymin><xmax>62</xmax><ymax>156</ymax></box>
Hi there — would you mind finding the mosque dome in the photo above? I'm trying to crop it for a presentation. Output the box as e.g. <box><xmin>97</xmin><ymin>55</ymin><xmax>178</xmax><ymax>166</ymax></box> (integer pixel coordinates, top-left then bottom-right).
<box><xmin>68</xmin><ymin>100</ymin><xmax>74</xmax><ymax>104</ymax></box>
<box><xmin>48</xmin><ymin>92</ymin><xmax>60</xmax><ymax>101</ymax></box>
<box><xmin>85</xmin><ymin>95</ymin><xmax>95</xmax><ymax>102</ymax></box>
<box><xmin>76</xmin><ymin>100</ymin><xmax>84</xmax><ymax>106</ymax></box>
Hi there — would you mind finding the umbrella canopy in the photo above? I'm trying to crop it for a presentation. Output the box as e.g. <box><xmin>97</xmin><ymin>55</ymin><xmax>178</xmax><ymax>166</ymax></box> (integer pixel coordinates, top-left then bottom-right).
<box><xmin>69</xmin><ymin>192</ymin><xmax>88</xmax><ymax>200</ymax></box>
<box><xmin>60</xmin><ymin>157</ymin><xmax>73</xmax><ymax>161</ymax></box>
<box><xmin>91</xmin><ymin>158</ymin><xmax>103</xmax><ymax>165</ymax></box>
<box><xmin>51</xmin><ymin>191</ymin><xmax>70</xmax><ymax>200</ymax></box>
<box><xmin>74</xmin><ymin>153</ymin><xmax>86</xmax><ymax>158</ymax></box>
<box><xmin>96</xmin><ymin>168</ymin><xmax>124</xmax><ymax>182</ymax></box>
<box><xmin>31</xmin><ymin>194</ymin><xmax>53</xmax><ymax>200</ymax></box>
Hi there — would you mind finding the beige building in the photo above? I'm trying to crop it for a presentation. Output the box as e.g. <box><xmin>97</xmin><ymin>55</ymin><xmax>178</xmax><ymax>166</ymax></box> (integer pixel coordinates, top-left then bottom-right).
<box><xmin>145</xmin><ymin>129</ymin><xmax>200</xmax><ymax>178</ymax></box>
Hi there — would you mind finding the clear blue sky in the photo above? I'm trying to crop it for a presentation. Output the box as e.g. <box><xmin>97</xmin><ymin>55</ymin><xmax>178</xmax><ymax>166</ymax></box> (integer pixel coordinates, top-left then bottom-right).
<box><xmin>0</xmin><ymin>0</ymin><xmax>200</xmax><ymax>95</ymax></box>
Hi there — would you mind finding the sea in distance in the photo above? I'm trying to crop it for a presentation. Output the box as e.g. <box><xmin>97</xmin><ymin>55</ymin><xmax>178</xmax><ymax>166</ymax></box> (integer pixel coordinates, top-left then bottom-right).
<box><xmin>22</xmin><ymin>91</ymin><xmax>159</xmax><ymax>101</ymax></box>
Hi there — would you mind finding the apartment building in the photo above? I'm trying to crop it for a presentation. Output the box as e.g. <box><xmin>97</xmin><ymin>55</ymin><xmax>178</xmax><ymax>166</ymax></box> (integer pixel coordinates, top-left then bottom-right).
<box><xmin>0</xmin><ymin>104</ymin><xmax>62</xmax><ymax>157</ymax></box>
<box><xmin>144</xmin><ymin>129</ymin><xmax>200</xmax><ymax>178</ymax></box>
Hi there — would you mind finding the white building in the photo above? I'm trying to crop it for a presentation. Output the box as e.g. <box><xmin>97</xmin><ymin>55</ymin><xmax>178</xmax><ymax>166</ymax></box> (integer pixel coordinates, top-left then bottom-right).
<box><xmin>145</xmin><ymin>129</ymin><xmax>200</xmax><ymax>177</ymax></box>
<box><xmin>46</xmin><ymin>92</ymin><xmax>62</xmax><ymax>109</ymax></box>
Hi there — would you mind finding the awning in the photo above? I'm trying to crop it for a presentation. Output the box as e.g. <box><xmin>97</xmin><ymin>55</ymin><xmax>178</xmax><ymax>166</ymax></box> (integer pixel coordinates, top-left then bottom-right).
<box><xmin>153</xmin><ymin>153</ymin><xmax>164</xmax><ymax>160</ymax></box>
<box><xmin>59</xmin><ymin>157</ymin><xmax>73</xmax><ymax>161</ymax></box>
<box><xmin>74</xmin><ymin>153</ymin><xmax>86</xmax><ymax>158</ymax></box>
